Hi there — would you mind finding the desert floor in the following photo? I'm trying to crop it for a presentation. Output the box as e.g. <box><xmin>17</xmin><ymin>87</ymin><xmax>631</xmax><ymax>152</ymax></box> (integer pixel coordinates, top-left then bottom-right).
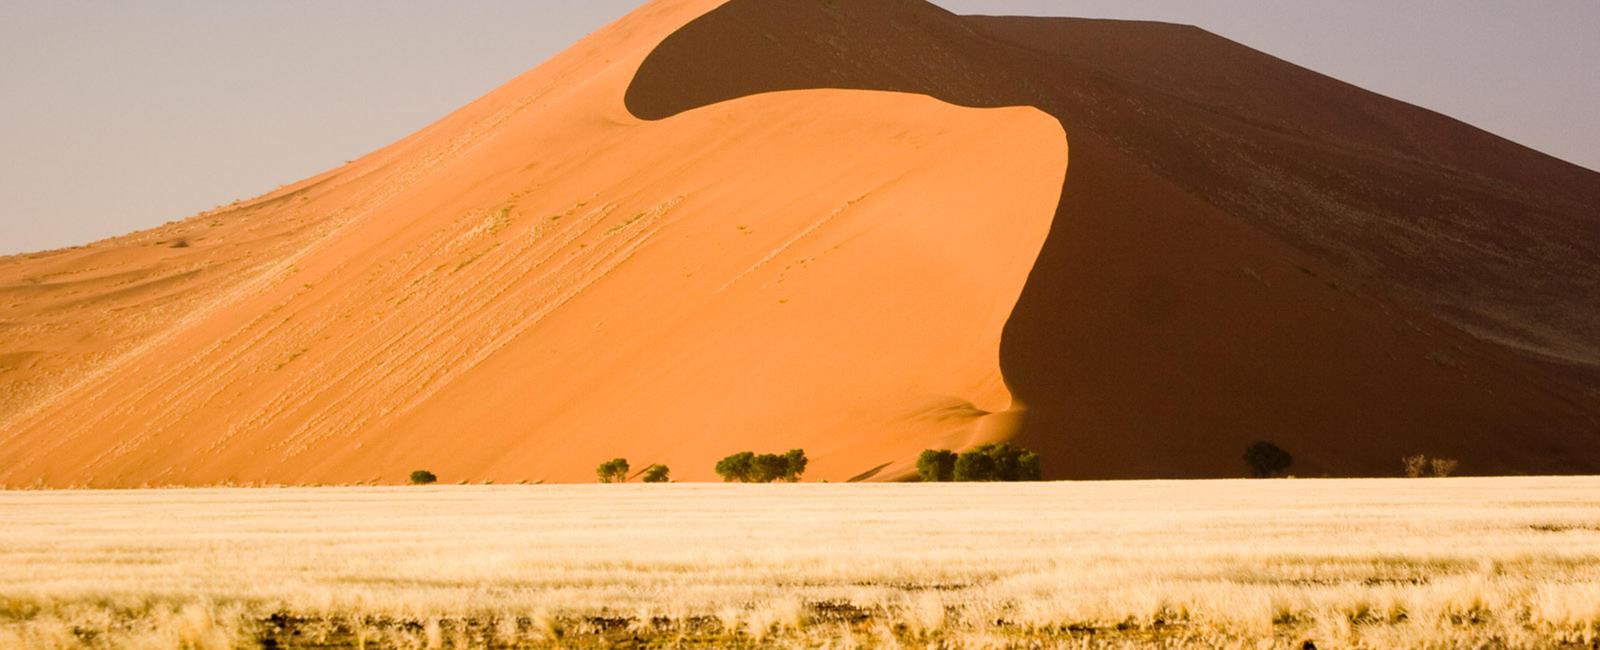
<box><xmin>3</xmin><ymin>478</ymin><xmax>1599</xmax><ymax>648</ymax></box>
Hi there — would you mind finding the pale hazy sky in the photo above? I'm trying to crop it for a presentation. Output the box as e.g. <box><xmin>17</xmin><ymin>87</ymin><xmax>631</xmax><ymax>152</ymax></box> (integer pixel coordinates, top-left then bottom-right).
<box><xmin>2</xmin><ymin>1</ymin><xmax>1596</xmax><ymax>255</ymax></box>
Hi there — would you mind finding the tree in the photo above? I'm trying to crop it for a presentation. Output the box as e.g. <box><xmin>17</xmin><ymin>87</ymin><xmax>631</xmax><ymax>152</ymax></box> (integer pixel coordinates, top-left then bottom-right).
<box><xmin>715</xmin><ymin>452</ymin><xmax>756</xmax><ymax>483</ymax></box>
<box><xmin>1016</xmin><ymin>449</ymin><xmax>1043</xmax><ymax>481</ymax></box>
<box><xmin>642</xmin><ymin>464</ymin><xmax>671</xmax><ymax>483</ymax></box>
<box><xmin>783</xmin><ymin>449</ymin><xmax>809</xmax><ymax>482</ymax></box>
<box><xmin>951</xmin><ymin>443</ymin><xmax>1043</xmax><ymax>482</ymax></box>
<box><xmin>1244</xmin><ymin>441</ymin><xmax>1293</xmax><ymax>478</ymax></box>
<box><xmin>752</xmin><ymin>453</ymin><xmax>790</xmax><ymax>483</ymax></box>
<box><xmin>954</xmin><ymin>450</ymin><xmax>997</xmax><ymax>482</ymax></box>
<box><xmin>917</xmin><ymin>449</ymin><xmax>958</xmax><ymax>482</ymax></box>
<box><xmin>1403</xmin><ymin>454</ymin><xmax>1429</xmax><ymax>478</ymax></box>
<box><xmin>1402</xmin><ymin>453</ymin><xmax>1459</xmax><ymax>478</ymax></box>
<box><xmin>409</xmin><ymin>470</ymin><xmax>438</xmax><ymax>485</ymax></box>
<box><xmin>716</xmin><ymin>449</ymin><xmax>806</xmax><ymax>482</ymax></box>
<box><xmin>596</xmin><ymin>458</ymin><xmax>630</xmax><ymax>483</ymax></box>
<box><xmin>989</xmin><ymin>444</ymin><xmax>1021</xmax><ymax>481</ymax></box>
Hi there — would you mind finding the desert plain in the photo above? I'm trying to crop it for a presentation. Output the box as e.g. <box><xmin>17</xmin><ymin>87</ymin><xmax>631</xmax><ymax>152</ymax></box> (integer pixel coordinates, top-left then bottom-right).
<box><xmin>4</xmin><ymin>478</ymin><xmax>1600</xmax><ymax>648</ymax></box>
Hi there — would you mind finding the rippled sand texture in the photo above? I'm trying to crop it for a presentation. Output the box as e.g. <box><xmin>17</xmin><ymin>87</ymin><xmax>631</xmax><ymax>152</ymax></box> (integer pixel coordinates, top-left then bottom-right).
<box><xmin>2</xmin><ymin>0</ymin><xmax>1598</xmax><ymax>485</ymax></box>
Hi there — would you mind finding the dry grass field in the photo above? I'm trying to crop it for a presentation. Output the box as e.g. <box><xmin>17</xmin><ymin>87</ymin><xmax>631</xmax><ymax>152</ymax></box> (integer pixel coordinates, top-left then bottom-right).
<box><xmin>2</xmin><ymin>478</ymin><xmax>1600</xmax><ymax>648</ymax></box>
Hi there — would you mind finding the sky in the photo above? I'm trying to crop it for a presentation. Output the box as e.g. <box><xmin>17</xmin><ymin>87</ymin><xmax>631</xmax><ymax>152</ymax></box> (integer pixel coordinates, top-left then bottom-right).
<box><xmin>1</xmin><ymin>1</ymin><xmax>1596</xmax><ymax>256</ymax></box>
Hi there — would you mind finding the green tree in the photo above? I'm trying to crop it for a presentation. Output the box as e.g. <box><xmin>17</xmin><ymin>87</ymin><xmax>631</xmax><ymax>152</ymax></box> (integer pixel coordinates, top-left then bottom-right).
<box><xmin>950</xmin><ymin>444</ymin><xmax>1044</xmax><ymax>482</ymax></box>
<box><xmin>715</xmin><ymin>452</ymin><xmax>756</xmax><ymax>483</ymax></box>
<box><xmin>783</xmin><ymin>449</ymin><xmax>809</xmax><ymax>481</ymax></box>
<box><xmin>954</xmin><ymin>450</ymin><xmax>997</xmax><ymax>482</ymax></box>
<box><xmin>1016</xmin><ymin>450</ymin><xmax>1043</xmax><ymax>481</ymax></box>
<box><xmin>1244</xmin><ymin>441</ymin><xmax>1293</xmax><ymax>478</ymax></box>
<box><xmin>596</xmin><ymin>458</ymin><xmax>631</xmax><ymax>483</ymax></box>
<box><xmin>641</xmin><ymin>464</ymin><xmax>671</xmax><ymax>483</ymax></box>
<box><xmin>992</xmin><ymin>444</ymin><xmax>1041</xmax><ymax>481</ymax></box>
<box><xmin>409</xmin><ymin>470</ymin><xmax>438</xmax><ymax>485</ymax></box>
<box><xmin>917</xmin><ymin>449</ymin><xmax>958</xmax><ymax>482</ymax></box>
<box><xmin>753</xmin><ymin>454</ymin><xmax>790</xmax><ymax>483</ymax></box>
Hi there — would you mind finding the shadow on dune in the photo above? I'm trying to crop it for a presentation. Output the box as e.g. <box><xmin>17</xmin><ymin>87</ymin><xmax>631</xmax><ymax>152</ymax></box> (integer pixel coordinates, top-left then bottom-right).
<box><xmin>623</xmin><ymin>0</ymin><xmax>1600</xmax><ymax>478</ymax></box>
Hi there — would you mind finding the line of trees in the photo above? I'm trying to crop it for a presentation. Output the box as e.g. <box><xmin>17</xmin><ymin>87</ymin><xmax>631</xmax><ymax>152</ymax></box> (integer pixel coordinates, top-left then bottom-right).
<box><xmin>1244</xmin><ymin>442</ymin><xmax>1464</xmax><ymax>479</ymax></box>
<box><xmin>715</xmin><ymin>449</ymin><xmax>808</xmax><ymax>483</ymax></box>
<box><xmin>595</xmin><ymin>449</ymin><xmax>811</xmax><ymax>483</ymax></box>
<box><xmin>916</xmin><ymin>443</ymin><xmax>1042</xmax><ymax>482</ymax></box>
<box><xmin>410</xmin><ymin>451</ymin><xmax>810</xmax><ymax>485</ymax></box>
<box><xmin>408</xmin><ymin>441</ymin><xmax>1464</xmax><ymax>485</ymax></box>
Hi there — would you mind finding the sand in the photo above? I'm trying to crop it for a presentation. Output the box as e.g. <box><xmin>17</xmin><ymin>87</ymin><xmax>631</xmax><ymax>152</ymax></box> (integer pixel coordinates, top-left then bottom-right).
<box><xmin>0</xmin><ymin>0</ymin><xmax>1062</xmax><ymax>486</ymax></box>
<box><xmin>0</xmin><ymin>0</ymin><xmax>1596</xmax><ymax>485</ymax></box>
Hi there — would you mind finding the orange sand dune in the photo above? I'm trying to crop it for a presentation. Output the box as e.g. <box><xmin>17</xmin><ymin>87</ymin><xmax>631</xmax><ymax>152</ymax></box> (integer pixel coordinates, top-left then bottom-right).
<box><xmin>627</xmin><ymin>0</ymin><xmax>1600</xmax><ymax>478</ymax></box>
<box><xmin>0</xmin><ymin>0</ymin><xmax>1063</xmax><ymax>486</ymax></box>
<box><xmin>2</xmin><ymin>0</ymin><xmax>1597</xmax><ymax>486</ymax></box>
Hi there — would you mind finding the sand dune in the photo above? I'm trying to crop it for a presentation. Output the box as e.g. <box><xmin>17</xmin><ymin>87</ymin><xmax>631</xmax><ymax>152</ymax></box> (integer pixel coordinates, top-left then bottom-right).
<box><xmin>627</xmin><ymin>0</ymin><xmax>1600</xmax><ymax>478</ymax></box>
<box><xmin>1</xmin><ymin>0</ymin><xmax>1596</xmax><ymax>485</ymax></box>
<box><xmin>0</xmin><ymin>0</ymin><xmax>1063</xmax><ymax>486</ymax></box>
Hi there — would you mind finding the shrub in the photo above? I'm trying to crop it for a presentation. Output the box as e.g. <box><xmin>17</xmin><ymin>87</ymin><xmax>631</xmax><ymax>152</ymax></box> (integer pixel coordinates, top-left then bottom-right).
<box><xmin>716</xmin><ymin>450</ymin><xmax>807</xmax><ymax>482</ymax></box>
<box><xmin>715</xmin><ymin>452</ymin><xmax>756</xmax><ymax>483</ymax></box>
<box><xmin>641</xmin><ymin>464</ymin><xmax>671</xmax><ymax>483</ymax></box>
<box><xmin>596</xmin><ymin>458</ymin><xmax>630</xmax><ymax>483</ymax></box>
<box><xmin>1244</xmin><ymin>441</ymin><xmax>1293</xmax><ymax>478</ymax></box>
<box><xmin>1016</xmin><ymin>450</ymin><xmax>1043</xmax><ymax>481</ymax></box>
<box><xmin>1403</xmin><ymin>454</ymin><xmax>1429</xmax><ymax>478</ymax></box>
<box><xmin>783</xmin><ymin>449</ymin><xmax>808</xmax><ymax>481</ymax></box>
<box><xmin>1403</xmin><ymin>454</ymin><xmax>1461</xmax><ymax>478</ymax></box>
<box><xmin>952</xmin><ymin>443</ymin><xmax>1043</xmax><ymax>482</ymax></box>
<box><xmin>409</xmin><ymin>470</ymin><xmax>437</xmax><ymax>485</ymax></box>
<box><xmin>753</xmin><ymin>454</ymin><xmax>790</xmax><ymax>483</ymax></box>
<box><xmin>954</xmin><ymin>450</ymin><xmax>997</xmax><ymax>482</ymax></box>
<box><xmin>917</xmin><ymin>449</ymin><xmax>958</xmax><ymax>482</ymax></box>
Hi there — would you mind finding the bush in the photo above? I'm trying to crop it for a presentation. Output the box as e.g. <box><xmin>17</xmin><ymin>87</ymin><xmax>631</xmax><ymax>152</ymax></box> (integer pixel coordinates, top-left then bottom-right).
<box><xmin>409</xmin><ymin>470</ymin><xmax>437</xmax><ymax>485</ymax></box>
<box><xmin>783</xmin><ymin>449</ymin><xmax>808</xmax><ymax>481</ymax></box>
<box><xmin>641</xmin><ymin>464</ymin><xmax>671</xmax><ymax>483</ymax></box>
<box><xmin>1016</xmin><ymin>449</ymin><xmax>1043</xmax><ymax>481</ymax></box>
<box><xmin>951</xmin><ymin>443</ymin><xmax>1042</xmax><ymax>482</ymax></box>
<box><xmin>596</xmin><ymin>458</ymin><xmax>630</xmax><ymax>483</ymax></box>
<box><xmin>716</xmin><ymin>450</ymin><xmax>806</xmax><ymax>482</ymax></box>
<box><xmin>1244</xmin><ymin>441</ymin><xmax>1293</xmax><ymax>478</ymax></box>
<box><xmin>917</xmin><ymin>449</ymin><xmax>958</xmax><ymax>482</ymax></box>
<box><xmin>1403</xmin><ymin>454</ymin><xmax>1429</xmax><ymax>478</ymax></box>
<box><xmin>1403</xmin><ymin>454</ymin><xmax>1461</xmax><ymax>478</ymax></box>
<box><xmin>953</xmin><ymin>450</ymin><xmax>995</xmax><ymax>481</ymax></box>
<box><xmin>753</xmin><ymin>453</ymin><xmax>790</xmax><ymax>482</ymax></box>
<box><xmin>715</xmin><ymin>452</ymin><xmax>756</xmax><ymax>483</ymax></box>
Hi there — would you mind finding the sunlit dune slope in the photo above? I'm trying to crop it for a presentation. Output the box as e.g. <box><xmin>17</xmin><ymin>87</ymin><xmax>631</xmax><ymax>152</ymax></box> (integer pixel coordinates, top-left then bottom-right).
<box><xmin>627</xmin><ymin>0</ymin><xmax>1600</xmax><ymax>477</ymax></box>
<box><xmin>0</xmin><ymin>0</ymin><xmax>1064</xmax><ymax>486</ymax></box>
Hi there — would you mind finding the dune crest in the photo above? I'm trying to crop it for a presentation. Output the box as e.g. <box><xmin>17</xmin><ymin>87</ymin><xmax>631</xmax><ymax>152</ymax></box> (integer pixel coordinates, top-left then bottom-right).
<box><xmin>3</xmin><ymin>0</ymin><xmax>1598</xmax><ymax>485</ymax></box>
<box><xmin>0</xmin><ymin>0</ymin><xmax>1065</xmax><ymax>486</ymax></box>
<box><xmin>627</xmin><ymin>0</ymin><xmax>1600</xmax><ymax>478</ymax></box>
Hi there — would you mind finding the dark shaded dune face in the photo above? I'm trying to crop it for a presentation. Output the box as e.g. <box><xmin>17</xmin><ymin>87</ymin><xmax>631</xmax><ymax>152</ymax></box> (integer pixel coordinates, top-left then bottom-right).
<box><xmin>627</xmin><ymin>0</ymin><xmax>1600</xmax><ymax>477</ymax></box>
<box><xmin>967</xmin><ymin>17</ymin><xmax>1600</xmax><ymax>379</ymax></box>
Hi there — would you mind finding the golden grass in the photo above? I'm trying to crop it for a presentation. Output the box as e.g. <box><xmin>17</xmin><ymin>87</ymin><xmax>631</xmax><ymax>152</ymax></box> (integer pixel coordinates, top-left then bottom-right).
<box><xmin>3</xmin><ymin>478</ymin><xmax>1600</xmax><ymax>648</ymax></box>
